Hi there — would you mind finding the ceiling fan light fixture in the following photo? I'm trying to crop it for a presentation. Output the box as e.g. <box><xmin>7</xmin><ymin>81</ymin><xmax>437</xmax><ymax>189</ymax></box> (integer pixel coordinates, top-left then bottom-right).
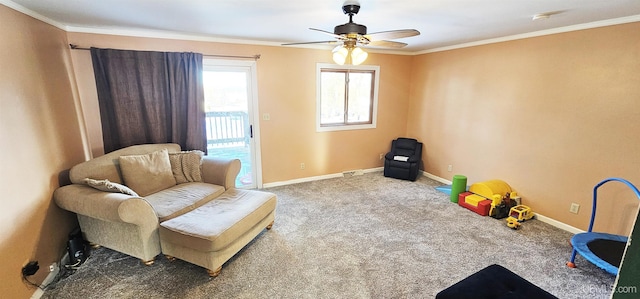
<box><xmin>350</xmin><ymin>47</ymin><xmax>368</xmax><ymax>65</ymax></box>
<box><xmin>332</xmin><ymin>46</ymin><xmax>349</xmax><ymax>65</ymax></box>
<box><xmin>332</xmin><ymin>45</ymin><xmax>368</xmax><ymax>65</ymax></box>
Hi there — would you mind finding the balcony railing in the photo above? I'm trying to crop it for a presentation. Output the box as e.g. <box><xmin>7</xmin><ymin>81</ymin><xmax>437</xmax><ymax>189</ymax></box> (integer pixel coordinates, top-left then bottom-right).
<box><xmin>205</xmin><ymin>111</ymin><xmax>249</xmax><ymax>148</ymax></box>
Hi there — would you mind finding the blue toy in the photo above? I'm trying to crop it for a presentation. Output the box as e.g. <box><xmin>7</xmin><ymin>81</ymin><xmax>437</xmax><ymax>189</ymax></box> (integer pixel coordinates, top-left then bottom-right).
<box><xmin>435</xmin><ymin>184</ymin><xmax>469</xmax><ymax>196</ymax></box>
<box><xmin>566</xmin><ymin>178</ymin><xmax>640</xmax><ymax>275</ymax></box>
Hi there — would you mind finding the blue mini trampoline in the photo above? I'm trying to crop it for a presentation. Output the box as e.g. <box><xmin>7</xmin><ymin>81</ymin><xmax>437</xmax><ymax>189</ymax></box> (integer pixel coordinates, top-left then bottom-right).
<box><xmin>567</xmin><ymin>178</ymin><xmax>640</xmax><ymax>275</ymax></box>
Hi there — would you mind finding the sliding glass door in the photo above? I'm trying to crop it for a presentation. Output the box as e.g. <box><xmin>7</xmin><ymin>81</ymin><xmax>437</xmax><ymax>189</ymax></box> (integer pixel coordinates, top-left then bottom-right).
<box><xmin>203</xmin><ymin>59</ymin><xmax>261</xmax><ymax>189</ymax></box>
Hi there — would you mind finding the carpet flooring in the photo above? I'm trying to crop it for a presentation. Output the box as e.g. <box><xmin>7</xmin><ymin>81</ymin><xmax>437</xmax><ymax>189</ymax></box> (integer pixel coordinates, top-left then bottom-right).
<box><xmin>42</xmin><ymin>173</ymin><xmax>615</xmax><ymax>298</ymax></box>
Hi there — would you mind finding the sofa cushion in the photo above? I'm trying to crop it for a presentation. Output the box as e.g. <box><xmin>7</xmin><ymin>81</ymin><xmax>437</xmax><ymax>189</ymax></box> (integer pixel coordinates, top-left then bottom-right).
<box><xmin>159</xmin><ymin>189</ymin><xmax>277</xmax><ymax>252</ymax></box>
<box><xmin>168</xmin><ymin>150</ymin><xmax>204</xmax><ymax>184</ymax></box>
<box><xmin>83</xmin><ymin>178</ymin><xmax>139</xmax><ymax>197</ymax></box>
<box><xmin>145</xmin><ymin>182</ymin><xmax>225</xmax><ymax>222</ymax></box>
<box><xmin>119</xmin><ymin>148</ymin><xmax>176</xmax><ymax>197</ymax></box>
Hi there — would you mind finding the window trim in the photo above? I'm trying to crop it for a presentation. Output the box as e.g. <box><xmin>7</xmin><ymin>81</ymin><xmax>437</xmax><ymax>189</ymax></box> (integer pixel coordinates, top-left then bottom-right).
<box><xmin>316</xmin><ymin>63</ymin><xmax>380</xmax><ymax>132</ymax></box>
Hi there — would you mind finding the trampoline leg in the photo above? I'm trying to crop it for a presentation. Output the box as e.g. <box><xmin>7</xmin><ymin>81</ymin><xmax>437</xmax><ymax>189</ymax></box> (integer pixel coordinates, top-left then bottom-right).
<box><xmin>567</xmin><ymin>249</ymin><xmax>578</xmax><ymax>268</ymax></box>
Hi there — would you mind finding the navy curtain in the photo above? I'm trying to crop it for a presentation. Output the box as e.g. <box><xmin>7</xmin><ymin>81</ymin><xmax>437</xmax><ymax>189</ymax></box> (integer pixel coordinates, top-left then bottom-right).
<box><xmin>90</xmin><ymin>48</ymin><xmax>207</xmax><ymax>153</ymax></box>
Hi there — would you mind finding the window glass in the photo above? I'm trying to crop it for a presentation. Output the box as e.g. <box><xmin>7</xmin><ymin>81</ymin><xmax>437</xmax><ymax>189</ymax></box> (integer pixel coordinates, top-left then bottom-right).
<box><xmin>317</xmin><ymin>64</ymin><xmax>379</xmax><ymax>132</ymax></box>
<box><xmin>347</xmin><ymin>72</ymin><xmax>372</xmax><ymax>123</ymax></box>
<box><xmin>320</xmin><ymin>71</ymin><xmax>346</xmax><ymax>124</ymax></box>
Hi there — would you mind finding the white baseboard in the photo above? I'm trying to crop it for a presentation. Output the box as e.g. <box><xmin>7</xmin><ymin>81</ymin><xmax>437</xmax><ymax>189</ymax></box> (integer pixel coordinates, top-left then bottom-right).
<box><xmin>30</xmin><ymin>252</ymin><xmax>69</xmax><ymax>299</ymax></box>
<box><xmin>364</xmin><ymin>167</ymin><xmax>384</xmax><ymax>173</ymax></box>
<box><xmin>421</xmin><ymin>171</ymin><xmax>452</xmax><ymax>185</ymax></box>
<box><xmin>535</xmin><ymin>214</ymin><xmax>584</xmax><ymax>234</ymax></box>
<box><xmin>262</xmin><ymin>173</ymin><xmax>343</xmax><ymax>188</ymax></box>
<box><xmin>263</xmin><ymin>167</ymin><xmax>384</xmax><ymax>188</ymax></box>
<box><xmin>31</xmin><ymin>288</ymin><xmax>45</xmax><ymax>299</ymax></box>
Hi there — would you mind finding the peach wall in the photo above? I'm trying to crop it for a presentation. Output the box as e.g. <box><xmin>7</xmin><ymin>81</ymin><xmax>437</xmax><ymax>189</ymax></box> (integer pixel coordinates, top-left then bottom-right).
<box><xmin>4</xmin><ymin>2</ymin><xmax>638</xmax><ymax>295</ymax></box>
<box><xmin>0</xmin><ymin>5</ymin><xmax>86</xmax><ymax>298</ymax></box>
<box><xmin>3</xmin><ymin>5</ymin><xmax>639</xmax><ymax>297</ymax></box>
<box><xmin>66</xmin><ymin>33</ymin><xmax>413</xmax><ymax>184</ymax></box>
<box><xmin>408</xmin><ymin>22</ymin><xmax>640</xmax><ymax>233</ymax></box>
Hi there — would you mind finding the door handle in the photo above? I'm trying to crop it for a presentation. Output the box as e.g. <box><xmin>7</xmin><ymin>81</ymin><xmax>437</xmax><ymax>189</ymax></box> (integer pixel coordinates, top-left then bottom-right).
<box><xmin>250</xmin><ymin>125</ymin><xmax>253</xmax><ymax>138</ymax></box>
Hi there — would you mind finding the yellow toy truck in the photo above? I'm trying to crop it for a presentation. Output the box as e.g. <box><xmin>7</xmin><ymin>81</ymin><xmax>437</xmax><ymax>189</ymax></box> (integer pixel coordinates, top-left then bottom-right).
<box><xmin>506</xmin><ymin>205</ymin><xmax>534</xmax><ymax>229</ymax></box>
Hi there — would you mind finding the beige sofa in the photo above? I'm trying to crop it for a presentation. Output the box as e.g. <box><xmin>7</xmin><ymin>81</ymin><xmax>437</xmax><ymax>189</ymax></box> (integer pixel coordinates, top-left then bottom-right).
<box><xmin>53</xmin><ymin>143</ymin><xmax>275</xmax><ymax>273</ymax></box>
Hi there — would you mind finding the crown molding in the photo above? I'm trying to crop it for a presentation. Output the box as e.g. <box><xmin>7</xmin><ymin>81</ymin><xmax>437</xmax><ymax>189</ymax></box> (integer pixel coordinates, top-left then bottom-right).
<box><xmin>418</xmin><ymin>14</ymin><xmax>640</xmax><ymax>54</ymax></box>
<box><xmin>1</xmin><ymin>0</ymin><xmax>66</xmax><ymax>30</ymax></box>
<box><xmin>65</xmin><ymin>25</ymin><xmax>286</xmax><ymax>47</ymax></box>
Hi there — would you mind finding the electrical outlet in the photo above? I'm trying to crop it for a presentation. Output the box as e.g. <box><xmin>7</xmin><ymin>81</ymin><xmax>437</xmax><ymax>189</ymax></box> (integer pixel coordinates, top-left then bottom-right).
<box><xmin>300</xmin><ymin>163</ymin><xmax>305</xmax><ymax>170</ymax></box>
<box><xmin>570</xmin><ymin>203</ymin><xmax>580</xmax><ymax>214</ymax></box>
<box><xmin>49</xmin><ymin>263</ymin><xmax>56</xmax><ymax>272</ymax></box>
<box><xmin>447</xmin><ymin>165</ymin><xmax>453</xmax><ymax>172</ymax></box>
<box><xmin>379</xmin><ymin>153</ymin><xmax>384</xmax><ymax>160</ymax></box>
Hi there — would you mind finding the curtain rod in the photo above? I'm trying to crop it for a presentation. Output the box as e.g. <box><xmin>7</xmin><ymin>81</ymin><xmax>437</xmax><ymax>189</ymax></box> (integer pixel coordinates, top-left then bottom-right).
<box><xmin>69</xmin><ymin>44</ymin><xmax>261</xmax><ymax>60</ymax></box>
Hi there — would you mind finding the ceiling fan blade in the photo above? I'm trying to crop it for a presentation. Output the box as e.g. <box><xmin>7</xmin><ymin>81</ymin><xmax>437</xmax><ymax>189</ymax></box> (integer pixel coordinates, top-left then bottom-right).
<box><xmin>282</xmin><ymin>41</ymin><xmax>339</xmax><ymax>46</ymax></box>
<box><xmin>366</xmin><ymin>40</ymin><xmax>408</xmax><ymax>48</ymax></box>
<box><xmin>365</xmin><ymin>29</ymin><xmax>420</xmax><ymax>41</ymax></box>
<box><xmin>309</xmin><ymin>28</ymin><xmax>345</xmax><ymax>40</ymax></box>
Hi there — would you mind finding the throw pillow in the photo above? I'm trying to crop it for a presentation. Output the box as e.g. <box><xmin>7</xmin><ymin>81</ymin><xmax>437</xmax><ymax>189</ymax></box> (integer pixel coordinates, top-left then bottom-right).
<box><xmin>83</xmin><ymin>178</ymin><xmax>139</xmax><ymax>197</ymax></box>
<box><xmin>119</xmin><ymin>148</ymin><xmax>176</xmax><ymax>197</ymax></box>
<box><xmin>168</xmin><ymin>150</ymin><xmax>205</xmax><ymax>184</ymax></box>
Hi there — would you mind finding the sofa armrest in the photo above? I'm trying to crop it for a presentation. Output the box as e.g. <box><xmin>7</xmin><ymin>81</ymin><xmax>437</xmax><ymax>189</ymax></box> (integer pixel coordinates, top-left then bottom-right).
<box><xmin>53</xmin><ymin>184</ymin><xmax>158</xmax><ymax>226</ymax></box>
<box><xmin>201</xmin><ymin>157</ymin><xmax>241</xmax><ymax>189</ymax></box>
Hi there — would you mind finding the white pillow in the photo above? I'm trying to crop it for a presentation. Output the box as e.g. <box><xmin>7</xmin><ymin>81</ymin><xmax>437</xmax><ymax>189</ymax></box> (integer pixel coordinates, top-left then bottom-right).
<box><xmin>84</xmin><ymin>178</ymin><xmax>139</xmax><ymax>197</ymax></box>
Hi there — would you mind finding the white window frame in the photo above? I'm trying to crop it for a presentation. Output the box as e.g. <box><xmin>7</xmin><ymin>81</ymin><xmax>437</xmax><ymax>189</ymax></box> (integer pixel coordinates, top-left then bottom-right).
<box><xmin>316</xmin><ymin>63</ymin><xmax>380</xmax><ymax>132</ymax></box>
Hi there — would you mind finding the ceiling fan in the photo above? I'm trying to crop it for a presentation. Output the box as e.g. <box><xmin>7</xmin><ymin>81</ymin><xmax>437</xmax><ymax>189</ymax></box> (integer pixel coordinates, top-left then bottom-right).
<box><xmin>282</xmin><ymin>1</ymin><xmax>420</xmax><ymax>65</ymax></box>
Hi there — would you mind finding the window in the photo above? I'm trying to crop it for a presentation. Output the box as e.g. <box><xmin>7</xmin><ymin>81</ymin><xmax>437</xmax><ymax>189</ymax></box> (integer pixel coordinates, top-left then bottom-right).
<box><xmin>316</xmin><ymin>63</ymin><xmax>380</xmax><ymax>132</ymax></box>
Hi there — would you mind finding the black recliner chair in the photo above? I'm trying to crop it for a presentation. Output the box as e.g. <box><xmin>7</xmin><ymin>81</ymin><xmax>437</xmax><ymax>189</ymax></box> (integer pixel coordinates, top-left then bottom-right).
<box><xmin>383</xmin><ymin>138</ymin><xmax>423</xmax><ymax>181</ymax></box>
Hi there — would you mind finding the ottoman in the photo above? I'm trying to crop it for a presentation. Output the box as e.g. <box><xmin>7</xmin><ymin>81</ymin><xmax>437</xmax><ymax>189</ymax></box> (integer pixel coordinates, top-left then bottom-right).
<box><xmin>159</xmin><ymin>188</ymin><xmax>277</xmax><ymax>277</ymax></box>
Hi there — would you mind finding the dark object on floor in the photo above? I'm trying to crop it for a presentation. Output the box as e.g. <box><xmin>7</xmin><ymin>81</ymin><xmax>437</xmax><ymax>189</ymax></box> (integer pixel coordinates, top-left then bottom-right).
<box><xmin>67</xmin><ymin>227</ymin><xmax>88</xmax><ymax>268</ymax></box>
<box><xmin>383</xmin><ymin>137</ymin><xmax>422</xmax><ymax>181</ymax></box>
<box><xmin>436</xmin><ymin>264</ymin><xmax>558</xmax><ymax>299</ymax></box>
<box><xmin>490</xmin><ymin>200</ymin><xmax>517</xmax><ymax>219</ymax></box>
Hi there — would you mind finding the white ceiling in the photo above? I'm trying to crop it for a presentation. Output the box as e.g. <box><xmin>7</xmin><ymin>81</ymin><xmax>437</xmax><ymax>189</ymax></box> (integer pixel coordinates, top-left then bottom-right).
<box><xmin>4</xmin><ymin>0</ymin><xmax>640</xmax><ymax>53</ymax></box>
